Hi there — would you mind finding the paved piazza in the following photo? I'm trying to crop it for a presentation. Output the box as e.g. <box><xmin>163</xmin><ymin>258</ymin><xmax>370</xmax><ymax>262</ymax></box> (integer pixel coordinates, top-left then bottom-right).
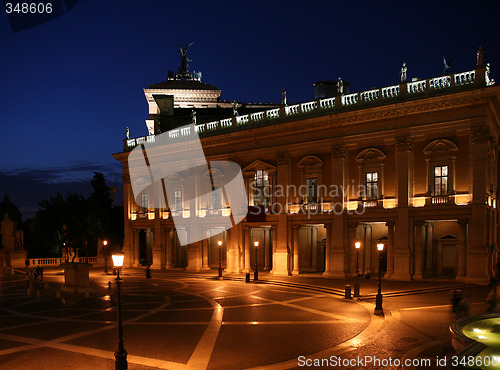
<box><xmin>0</xmin><ymin>269</ymin><xmax>489</xmax><ymax>369</ymax></box>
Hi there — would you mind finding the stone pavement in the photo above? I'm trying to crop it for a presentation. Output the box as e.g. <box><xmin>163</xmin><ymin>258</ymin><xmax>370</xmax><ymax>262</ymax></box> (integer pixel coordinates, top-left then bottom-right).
<box><xmin>0</xmin><ymin>268</ymin><xmax>492</xmax><ymax>369</ymax></box>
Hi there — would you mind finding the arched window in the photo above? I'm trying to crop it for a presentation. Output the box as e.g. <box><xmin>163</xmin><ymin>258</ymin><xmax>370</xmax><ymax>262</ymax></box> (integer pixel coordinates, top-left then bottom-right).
<box><xmin>242</xmin><ymin>160</ymin><xmax>276</xmax><ymax>207</ymax></box>
<box><xmin>356</xmin><ymin>148</ymin><xmax>386</xmax><ymax>205</ymax></box>
<box><xmin>423</xmin><ymin>139</ymin><xmax>458</xmax><ymax>204</ymax></box>
<box><xmin>297</xmin><ymin>155</ymin><xmax>324</xmax><ymax>204</ymax></box>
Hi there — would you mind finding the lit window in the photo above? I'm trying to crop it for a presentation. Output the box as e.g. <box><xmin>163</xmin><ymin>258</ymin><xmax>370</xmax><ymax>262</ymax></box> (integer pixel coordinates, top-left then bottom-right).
<box><xmin>212</xmin><ymin>187</ymin><xmax>221</xmax><ymax>209</ymax></box>
<box><xmin>434</xmin><ymin>165</ymin><xmax>448</xmax><ymax>195</ymax></box>
<box><xmin>366</xmin><ymin>172</ymin><xmax>378</xmax><ymax>199</ymax></box>
<box><xmin>141</xmin><ymin>193</ymin><xmax>148</xmax><ymax>210</ymax></box>
<box><xmin>174</xmin><ymin>190</ymin><xmax>182</xmax><ymax>211</ymax></box>
<box><xmin>253</xmin><ymin>170</ymin><xmax>270</xmax><ymax>206</ymax></box>
<box><xmin>307</xmin><ymin>177</ymin><xmax>318</xmax><ymax>204</ymax></box>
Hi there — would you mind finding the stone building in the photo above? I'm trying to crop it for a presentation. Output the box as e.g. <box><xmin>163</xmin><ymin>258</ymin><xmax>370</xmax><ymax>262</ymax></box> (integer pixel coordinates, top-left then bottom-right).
<box><xmin>113</xmin><ymin>52</ymin><xmax>499</xmax><ymax>284</ymax></box>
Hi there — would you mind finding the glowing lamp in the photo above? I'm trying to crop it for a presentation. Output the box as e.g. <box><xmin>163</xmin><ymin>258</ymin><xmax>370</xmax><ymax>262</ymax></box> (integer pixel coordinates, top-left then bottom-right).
<box><xmin>112</xmin><ymin>251</ymin><xmax>125</xmax><ymax>268</ymax></box>
<box><xmin>355</xmin><ymin>241</ymin><xmax>361</xmax><ymax>249</ymax></box>
<box><xmin>254</xmin><ymin>240</ymin><xmax>259</xmax><ymax>247</ymax></box>
<box><xmin>377</xmin><ymin>243</ymin><xmax>384</xmax><ymax>251</ymax></box>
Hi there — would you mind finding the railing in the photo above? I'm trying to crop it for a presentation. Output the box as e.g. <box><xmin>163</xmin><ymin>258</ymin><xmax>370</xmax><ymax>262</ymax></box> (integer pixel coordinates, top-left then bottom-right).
<box><xmin>455</xmin><ymin>71</ymin><xmax>475</xmax><ymax>86</ymax></box>
<box><xmin>361</xmin><ymin>199</ymin><xmax>378</xmax><ymax>208</ymax></box>
<box><xmin>28</xmin><ymin>257</ymin><xmax>98</xmax><ymax>266</ymax></box>
<box><xmin>429</xmin><ymin>76</ymin><xmax>451</xmax><ymax>89</ymax></box>
<box><xmin>285</xmin><ymin>104</ymin><xmax>300</xmax><ymax>115</ymax></box>
<box><xmin>342</xmin><ymin>93</ymin><xmax>358</xmax><ymax>106</ymax></box>
<box><xmin>360</xmin><ymin>89</ymin><xmax>379</xmax><ymax>102</ymax></box>
<box><xmin>266</xmin><ymin>108</ymin><xmax>280</xmax><ymax>120</ymax></box>
<box><xmin>407</xmin><ymin>80</ymin><xmax>426</xmax><ymax>94</ymax></box>
<box><xmin>236</xmin><ymin>114</ymin><xmax>249</xmax><ymax>125</ymax></box>
<box><xmin>381</xmin><ymin>84</ymin><xmax>399</xmax><ymax>98</ymax></box>
<box><xmin>301</xmin><ymin>101</ymin><xmax>317</xmax><ymax>113</ymax></box>
<box><xmin>432</xmin><ymin>195</ymin><xmax>449</xmax><ymax>204</ymax></box>
<box><xmin>125</xmin><ymin>68</ymin><xmax>490</xmax><ymax>150</ymax></box>
<box><xmin>319</xmin><ymin>97</ymin><xmax>335</xmax><ymax>109</ymax></box>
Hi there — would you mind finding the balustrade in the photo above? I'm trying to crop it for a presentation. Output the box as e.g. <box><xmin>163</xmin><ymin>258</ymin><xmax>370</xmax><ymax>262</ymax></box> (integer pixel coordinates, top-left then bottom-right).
<box><xmin>125</xmin><ymin>69</ymin><xmax>483</xmax><ymax>150</ymax></box>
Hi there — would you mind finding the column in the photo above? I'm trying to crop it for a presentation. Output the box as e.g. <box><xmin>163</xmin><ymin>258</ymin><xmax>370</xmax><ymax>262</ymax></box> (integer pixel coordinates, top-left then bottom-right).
<box><xmin>323</xmin><ymin>224</ymin><xmax>332</xmax><ymax>274</ymax></box>
<box><xmin>264</xmin><ymin>228</ymin><xmax>270</xmax><ymax>270</ymax></box>
<box><xmin>243</xmin><ymin>226</ymin><xmax>251</xmax><ymax>272</ymax></box>
<box><xmin>292</xmin><ymin>225</ymin><xmax>300</xmax><ymax>275</ymax></box>
<box><xmin>165</xmin><ymin>229</ymin><xmax>172</xmax><ymax>269</ymax></box>
<box><xmin>457</xmin><ymin>219</ymin><xmax>468</xmax><ymax>279</ymax></box>
<box><xmin>392</xmin><ymin>135</ymin><xmax>412</xmax><ymax>280</ymax></box>
<box><xmin>467</xmin><ymin>126</ymin><xmax>490</xmax><ymax>284</ymax></box>
<box><xmin>327</xmin><ymin>144</ymin><xmax>347</xmax><ymax>277</ymax></box>
<box><xmin>413</xmin><ymin>221</ymin><xmax>425</xmax><ymax>279</ymax></box>
<box><xmin>201</xmin><ymin>232</ymin><xmax>210</xmax><ymax>271</ymax></box>
<box><xmin>151</xmin><ymin>209</ymin><xmax>163</xmax><ymax>269</ymax></box>
<box><xmin>226</xmin><ymin>224</ymin><xmax>240</xmax><ymax>273</ymax></box>
<box><xmin>386</xmin><ymin>221</ymin><xmax>395</xmax><ymax>278</ymax></box>
<box><xmin>133</xmin><ymin>229</ymin><xmax>140</xmax><ymax>267</ymax></box>
<box><xmin>348</xmin><ymin>222</ymin><xmax>358</xmax><ymax>274</ymax></box>
<box><xmin>425</xmin><ymin>222</ymin><xmax>434</xmax><ymax>273</ymax></box>
<box><xmin>271</xmin><ymin>152</ymin><xmax>290</xmax><ymax>276</ymax></box>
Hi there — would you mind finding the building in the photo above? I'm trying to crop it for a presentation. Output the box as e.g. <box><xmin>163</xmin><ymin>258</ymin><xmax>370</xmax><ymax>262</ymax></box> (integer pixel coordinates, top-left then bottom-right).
<box><xmin>113</xmin><ymin>50</ymin><xmax>499</xmax><ymax>284</ymax></box>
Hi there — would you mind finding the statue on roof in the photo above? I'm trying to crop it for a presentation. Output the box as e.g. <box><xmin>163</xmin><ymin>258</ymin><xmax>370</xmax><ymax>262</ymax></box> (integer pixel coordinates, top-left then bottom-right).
<box><xmin>400</xmin><ymin>62</ymin><xmax>407</xmax><ymax>82</ymax></box>
<box><xmin>191</xmin><ymin>109</ymin><xmax>197</xmax><ymax>125</ymax></box>
<box><xmin>281</xmin><ymin>89</ymin><xmax>287</xmax><ymax>106</ymax></box>
<box><xmin>233</xmin><ymin>100</ymin><xmax>239</xmax><ymax>116</ymax></box>
<box><xmin>477</xmin><ymin>46</ymin><xmax>484</xmax><ymax>67</ymax></box>
<box><xmin>443</xmin><ymin>56</ymin><xmax>453</xmax><ymax>75</ymax></box>
<box><xmin>486</xmin><ymin>63</ymin><xmax>495</xmax><ymax>86</ymax></box>
<box><xmin>337</xmin><ymin>78</ymin><xmax>343</xmax><ymax>95</ymax></box>
<box><xmin>176</xmin><ymin>42</ymin><xmax>194</xmax><ymax>77</ymax></box>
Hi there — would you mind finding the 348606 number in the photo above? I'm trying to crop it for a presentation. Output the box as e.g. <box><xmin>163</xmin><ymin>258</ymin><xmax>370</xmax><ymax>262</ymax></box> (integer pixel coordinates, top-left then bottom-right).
<box><xmin>5</xmin><ymin>3</ymin><xmax>53</xmax><ymax>14</ymax></box>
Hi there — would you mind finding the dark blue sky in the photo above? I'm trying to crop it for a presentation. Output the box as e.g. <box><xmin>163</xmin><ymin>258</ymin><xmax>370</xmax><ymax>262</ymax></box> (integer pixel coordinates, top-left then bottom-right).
<box><xmin>1</xmin><ymin>0</ymin><xmax>499</xmax><ymax>219</ymax></box>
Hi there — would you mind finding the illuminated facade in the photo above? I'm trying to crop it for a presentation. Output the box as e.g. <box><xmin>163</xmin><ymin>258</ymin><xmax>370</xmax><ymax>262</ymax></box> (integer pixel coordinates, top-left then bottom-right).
<box><xmin>114</xmin><ymin>58</ymin><xmax>500</xmax><ymax>284</ymax></box>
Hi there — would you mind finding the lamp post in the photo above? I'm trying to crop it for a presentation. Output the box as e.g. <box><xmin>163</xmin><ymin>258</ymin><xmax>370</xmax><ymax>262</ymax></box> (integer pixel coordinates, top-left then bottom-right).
<box><xmin>374</xmin><ymin>243</ymin><xmax>384</xmax><ymax>315</ymax></box>
<box><xmin>354</xmin><ymin>241</ymin><xmax>361</xmax><ymax>297</ymax></box>
<box><xmin>112</xmin><ymin>251</ymin><xmax>128</xmax><ymax>370</ymax></box>
<box><xmin>103</xmin><ymin>240</ymin><xmax>109</xmax><ymax>275</ymax></box>
<box><xmin>218</xmin><ymin>239</ymin><xmax>223</xmax><ymax>279</ymax></box>
<box><xmin>254</xmin><ymin>240</ymin><xmax>259</xmax><ymax>281</ymax></box>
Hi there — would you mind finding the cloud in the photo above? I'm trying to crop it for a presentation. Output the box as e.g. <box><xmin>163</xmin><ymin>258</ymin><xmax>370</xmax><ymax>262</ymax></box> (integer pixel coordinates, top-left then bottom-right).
<box><xmin>0</xmin><ymin>161</ymin><xmax>123</xmax><ymax>220</ymax></box>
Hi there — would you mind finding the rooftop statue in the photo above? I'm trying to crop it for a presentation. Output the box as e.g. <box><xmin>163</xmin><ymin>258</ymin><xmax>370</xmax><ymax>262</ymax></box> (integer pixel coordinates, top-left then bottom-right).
<box><xmin>443</xmin><ymin>56</ymin><xmax>453</xmax><ymax>75</ymax></box>
<box><xmin>176</xmin><ymin>42</ymin><xmax>194</xmax><ymax>76</ymax></box>
<box><xmin>477</xmin><ymin>46</ymin><xmax>484</xmax><ymax>67</ymax></box>
<box><xmin>400</xmin><ymin>62</ymin><xmax>407</xmax><ymax>82</ymax></box>
<box><xmin>0</xmin><ymin>213</ymin><xmax>15</xmax><ymax>251</ymax></box>
<box><xmin>281</xmin><ymin>89</ymin><xmax>287</xmax><ymax>106</ymax></box>
<box><xmin>233</xmin><ymin>100</ymin><xmax>239</xmax><ymax>116</ymax></box>
<box><xmin>337</xmin><ymin>78</ymin><xmax>343</xmax><ymax>95</ymax></box>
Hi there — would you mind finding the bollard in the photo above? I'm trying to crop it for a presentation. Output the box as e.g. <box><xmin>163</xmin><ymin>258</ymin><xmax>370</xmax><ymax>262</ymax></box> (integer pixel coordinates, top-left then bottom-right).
<box><xmin>56</xmin><ymin>291</ymin><xmax>61</xmax><ymax>299</ymax></box>
<box><xmin>345</xmin><ymin>284</ymin><xmax>352</xmax><ymax>299</ymax></box>
<box><xmin>44</xmin><ymin>282</ymin><xmax>49</xmax><ymax>289</ymax></box>
<box><xmin>245</xmin><ymin>273</ymin><xmax>251</xmax><ymax>283</ymax></box>
<box><xmin>354</xmin><ymin>280</ymin><xmax>360</xmax><ymax>297</ymax></box>
<box><xmin>36</xmin><ymin>290</ymin><xmax>42</xmax><ymax>298</ymax></box>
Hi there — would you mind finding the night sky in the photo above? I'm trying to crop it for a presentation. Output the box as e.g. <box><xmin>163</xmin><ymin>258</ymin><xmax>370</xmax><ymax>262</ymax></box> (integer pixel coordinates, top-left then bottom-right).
<box><xmin>1</xmin><ymin>0</ymin><xmax>499</xmax><ymax>219</ymax></box>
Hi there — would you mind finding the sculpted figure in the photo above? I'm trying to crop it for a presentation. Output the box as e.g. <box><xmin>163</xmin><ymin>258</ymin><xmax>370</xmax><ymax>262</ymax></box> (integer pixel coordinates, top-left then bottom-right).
<box><xmin>176</xmin><ymin>42</ymin><xmax>194</xmax><ymax>75</ymax></box>
<box><xmin>0</xmin><ymin>213</ymin><xmax>15</xmax><ymax>251</ymax></box>
<box><xmin>400</xmin><ymin>62</ymin><xmax>407</xmax><ymax>82</ymax></box>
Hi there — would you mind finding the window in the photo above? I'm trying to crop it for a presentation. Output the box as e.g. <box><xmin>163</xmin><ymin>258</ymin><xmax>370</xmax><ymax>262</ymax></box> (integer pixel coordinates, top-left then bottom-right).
<box><xmin>141</xmin><ymin>193</ymin><xmax>148</xmax><ymax>210</ymax></box>
<box><xmin>307</xmin><ymin>177</ymin><xmax>318</xmax><ymax>203</ymax></box>
<box><xmin>253</xmin><ymin>170</ymin><xmax>270</xmax><ymax>206</ymax></box>
<box><xmin>174</xmin><ymin>190</ymin><xmax>182</xmax><ymax>211</ymax></box>
<box><xmin>212</xmin><ymin>187</ymin><xmax>221</xmax><ymax>209</ymax></box>
<box><xmin>434</xmin><ymin>165</ymin><xmax>448</xmax><ymax>195</ymax></box>
<box><xmin>366</xmin><ymin>172</ymin><xmax>378</xmax><ymax>199</ymax></box>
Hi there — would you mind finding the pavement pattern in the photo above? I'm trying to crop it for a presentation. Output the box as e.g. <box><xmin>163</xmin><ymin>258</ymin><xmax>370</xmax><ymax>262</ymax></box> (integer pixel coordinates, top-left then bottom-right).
<box><xmin>0</xmin><ymin>268</ymin><xmax>492</xmax><ymax>369</ymax></box>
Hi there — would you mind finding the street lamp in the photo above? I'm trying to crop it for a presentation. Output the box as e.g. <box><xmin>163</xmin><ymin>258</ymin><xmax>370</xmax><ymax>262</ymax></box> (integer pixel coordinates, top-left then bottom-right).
<box><xmin>218</xmin><ymin>239</ymin><xmax>223</xmax><ymax>279</ymax></box>
<box><xmin>354</xmin><ymin>241</ymin><xmax>361</xmax><ymax>297</ymax></box>
<box><xmin>112</xmin><ymin>251</ymin><xmax>127</xmax><ymax>370</ymax></box>
<box><xmin>103</xmin><ymin>240</ymin><xmax>109</xmax><ymax>275</ymax></box>
<box><xmin>374</xmin><ymin>243</ymin><xmax>384</xmax><ymax>315</ymax></box>
<box><xmin>254</xmin><ymin>240</ymin><xmax>259</xmax><ymax>281</ymax></box>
